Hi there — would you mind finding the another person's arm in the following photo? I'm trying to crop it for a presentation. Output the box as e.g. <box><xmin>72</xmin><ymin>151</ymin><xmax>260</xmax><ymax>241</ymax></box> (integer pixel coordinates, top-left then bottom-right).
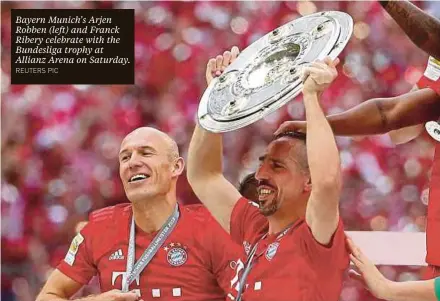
<box><xmin>386</xmin><ymin>85</ymin><xmax>424</xmax><ymax>144</ymax></box>
<box><xmin>302</xmin><ymin>58</ymin><xmax>343</xmax><ymax>244</ymax></box>
<box><xmin>276</xmin><ymin>88</ymin><xmax>440</xmax><ymax>136</ymax></box>
<box><xmin>379</xmin><ymin>0</ymin><xmax>440</xmax><ymax>59</ymax></box>
<box><xmin>347</xmin><ymin>238</ymin><xmax>440</xmax><ymax>301</ymax></box>
<box><xmin>187</xmin><ymin>46</ymin><xmax>242</xmax><ymax>233</ymax></box>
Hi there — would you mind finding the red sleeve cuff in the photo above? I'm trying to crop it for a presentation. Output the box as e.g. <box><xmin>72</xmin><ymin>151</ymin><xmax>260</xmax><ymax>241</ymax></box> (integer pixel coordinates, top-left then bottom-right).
<box><xmin>56</xmin><ymin>262</ymin><xmax>92</xmax><ymax>285</ymax></box>
<box><xmin>301</xmin><ymin>219</ymin><xmax>349</xmax><ymax>270</ymax></box>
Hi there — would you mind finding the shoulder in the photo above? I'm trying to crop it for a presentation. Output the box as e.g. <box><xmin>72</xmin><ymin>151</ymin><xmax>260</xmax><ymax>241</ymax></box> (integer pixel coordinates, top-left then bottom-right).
<box><xmin>297</xmin><ymin>217</ymin><xmax>347</xmax><ymax>250</ymax></box>
<box><xmin>180</xmin><ymin>204</ymin><xmax>226</xmax><ymax>238</ymax></box>
<box><xmin>88</xmin><ymin>203</ymin><xmax>131</xmax><ymax>228</ymax></box>
<box><xmin>181</xmin><ymin>204</ymin><xmax>214</xmax><ymax>223</ymax></box>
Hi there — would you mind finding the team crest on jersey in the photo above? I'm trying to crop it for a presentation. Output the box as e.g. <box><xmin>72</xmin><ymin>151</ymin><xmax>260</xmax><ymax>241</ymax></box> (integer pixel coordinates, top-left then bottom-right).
<box><xmin>64</xmin><ymin>233</ymin><xmax>84</xmax><ymax>266</ymax></box>
<box><xmin>164</xmin><ymin>243</ymin><xmax>188</xmax><ymax>266</ymax></box>
<box><xmin>265</xmin><ymin>242</ymin><xmax>279</xmax><ymax>261</ymax></box>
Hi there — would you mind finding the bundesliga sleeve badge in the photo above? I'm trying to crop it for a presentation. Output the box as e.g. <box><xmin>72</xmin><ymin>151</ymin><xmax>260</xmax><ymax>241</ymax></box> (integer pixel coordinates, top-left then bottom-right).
<box><xmin>424</xmin><ymin>56</ymin><xmax>440</xmax><ymax>82</ymax></box>
<box><xmin>64</xmin><ymin>233</ymin><xmax>84</xmax><ymax>266</ymax></box>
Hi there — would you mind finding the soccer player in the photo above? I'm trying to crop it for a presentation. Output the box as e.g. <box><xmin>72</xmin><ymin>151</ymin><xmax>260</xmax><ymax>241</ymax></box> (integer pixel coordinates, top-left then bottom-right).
<box><xmin>347</xmin><ymin>238</ymin><xmax>440</xmax><ymax>301</ymax></box>
<box><xmin>276</xmin><ymin>54</ymin><xmax>440</xmax><ymax>280</ymax></box>
<box><xmin>275</xmin><ymin>2</ymin><xmax>440</xmax><ymax>277</ymax></box>
<box><xmin>36</xmin><ymin>127</ymin><xmax>239</xmax><ymax>301</ymax></box>
<box><xmin>187</xmin><ymin>47</ymin><xmax>349</xmax><ymax>300</ymax></box>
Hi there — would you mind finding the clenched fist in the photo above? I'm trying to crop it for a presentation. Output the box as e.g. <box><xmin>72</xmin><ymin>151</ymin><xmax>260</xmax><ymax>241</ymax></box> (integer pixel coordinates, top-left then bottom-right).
<box><xmin>302</xmin><ymin>56</ymin><xmax>340</xmax><ymax>94</ymax></box>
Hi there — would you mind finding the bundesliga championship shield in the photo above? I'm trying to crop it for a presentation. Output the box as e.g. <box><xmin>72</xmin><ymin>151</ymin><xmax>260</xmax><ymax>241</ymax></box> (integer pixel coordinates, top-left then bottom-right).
<box><xmin>198</xmin><ymin>11</ymin><xmax>353</xmax><ymax>133</ymax></box>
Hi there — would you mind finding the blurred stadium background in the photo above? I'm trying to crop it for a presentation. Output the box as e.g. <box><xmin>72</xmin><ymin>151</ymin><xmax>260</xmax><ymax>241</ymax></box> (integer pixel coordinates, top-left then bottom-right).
<box><xmin>2</xmin><ymin>1</ymin><xmax>440</xmax><ymax>300</ymax></box>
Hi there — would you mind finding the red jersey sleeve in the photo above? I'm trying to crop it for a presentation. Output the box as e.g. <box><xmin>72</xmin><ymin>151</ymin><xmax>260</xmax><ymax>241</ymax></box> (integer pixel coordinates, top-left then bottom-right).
<box><xmin>230</xmin><ymin>197</ymin><xmax>268</xmax><ymax>245</ymax></box>
<box><xmin>417</xmin><ymin>56</ymin><xmax>440</xmax><ymax>95</ymax></box>
<box><xmin>299</xmin><ymin>219</ymin><xmax>349</xmax><ymax>271</ymax></box>
<box><xmin>57</xmin><ymin>222</ymin><xmax>96</xmax><ymax>285</ymax></box>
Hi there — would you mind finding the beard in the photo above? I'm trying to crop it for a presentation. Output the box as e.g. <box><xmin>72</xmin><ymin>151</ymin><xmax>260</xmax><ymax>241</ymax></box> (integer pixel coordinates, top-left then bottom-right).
<box><xmin>258</xmin><ymin>197</ymin><xmax>278</xmax><ymax>216</ymax></box>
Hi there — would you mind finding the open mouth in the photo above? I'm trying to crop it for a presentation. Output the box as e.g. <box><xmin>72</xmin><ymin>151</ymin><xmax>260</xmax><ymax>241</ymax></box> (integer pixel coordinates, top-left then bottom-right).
<box><xmin>128</xmin><ymin>173</ymin><xmax>150</xmax><ymax>183</ymax></box>
<box><xmin>258</xmin><ymin>186</ymin><xmax>276</xmax><ymax>205</ymax></box>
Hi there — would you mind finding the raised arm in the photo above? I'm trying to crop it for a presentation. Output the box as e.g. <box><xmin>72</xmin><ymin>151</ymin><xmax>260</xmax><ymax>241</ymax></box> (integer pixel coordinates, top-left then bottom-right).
<box><xmin>276</xmin><ymin>88</ymin><xmax>440</xmax><ymax>137</ymax></box>
<box><xmin>303</xmin><ymin>58</ymin><xmax>342</xmax><ymax>245</ymax></box>
<box><xmin>379</xmin><ymin>0</ymin><xmax>440</xmax><ymax>59</ymax></box>
<box><xmin>187</xmin><ymin>47</ymin><xmax>242</xmax><ymax>233</ymax></box>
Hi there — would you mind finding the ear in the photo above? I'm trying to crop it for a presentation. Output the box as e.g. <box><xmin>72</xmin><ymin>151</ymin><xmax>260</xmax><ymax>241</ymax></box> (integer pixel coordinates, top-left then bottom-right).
<box><xmin>303</xmin><ymin>175</ymin><xmax>312</xmax><ymax>193</ymax></box>
<box><xmin>172</xmin><ymin>157</ymin><xmax>185</xmax><ymax>177</ymax></box>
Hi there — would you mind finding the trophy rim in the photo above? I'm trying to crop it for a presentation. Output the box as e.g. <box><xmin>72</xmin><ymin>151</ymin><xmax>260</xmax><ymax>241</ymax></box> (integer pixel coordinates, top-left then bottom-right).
<box><xmin>198</xmin><ymin>10</ymin><xmax>354</xmax><ymax>133</ymax></box>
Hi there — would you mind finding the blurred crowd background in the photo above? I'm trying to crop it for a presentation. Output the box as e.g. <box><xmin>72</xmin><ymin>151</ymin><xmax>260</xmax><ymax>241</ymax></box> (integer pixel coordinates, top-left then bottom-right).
<box><xmin>2</xmin><ymin>1</ymin><xmax>440</xmax><ymax>301</ymax></box>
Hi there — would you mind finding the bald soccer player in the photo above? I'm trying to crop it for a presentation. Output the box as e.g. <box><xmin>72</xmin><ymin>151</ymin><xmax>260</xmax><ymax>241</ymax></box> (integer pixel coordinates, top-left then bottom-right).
<box><xmin>188</xmin><ymin>47</ymin><xmax>349</xmax><ymax>301</ymax></box>
<box><xmin>36</xmin><ymin>127</ymin><xmax>239</xmax><ymax>301</ymax></box>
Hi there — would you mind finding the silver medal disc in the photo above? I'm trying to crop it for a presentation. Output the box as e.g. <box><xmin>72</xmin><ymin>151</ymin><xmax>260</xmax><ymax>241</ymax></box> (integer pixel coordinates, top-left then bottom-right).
<box><xmin>198</xmin><ymin>11</ymin><xmax>353</xmax><ymax>133</ymax></box>
<box><xmin>426</xmin><ymin>121</ymin><xmax>440</xmax><ymax>142</ymax></box>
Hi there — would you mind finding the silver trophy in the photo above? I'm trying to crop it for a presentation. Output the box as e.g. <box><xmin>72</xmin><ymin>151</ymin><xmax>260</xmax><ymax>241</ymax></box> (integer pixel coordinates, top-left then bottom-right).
<box><xmin>198</xmin><ymin>11</ymin><xmax>353</xmax><ymax>133</ymax></box>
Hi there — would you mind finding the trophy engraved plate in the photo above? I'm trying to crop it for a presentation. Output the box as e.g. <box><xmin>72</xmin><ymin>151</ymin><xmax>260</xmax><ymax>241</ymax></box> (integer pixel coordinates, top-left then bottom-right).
<box><xmin>198</xmin><ymin>11</ymin><xmax>353</xmax><ymax>132</ymax></box>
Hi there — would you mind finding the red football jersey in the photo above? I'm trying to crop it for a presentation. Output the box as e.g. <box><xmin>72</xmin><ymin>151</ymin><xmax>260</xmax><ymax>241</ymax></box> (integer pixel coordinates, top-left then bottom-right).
<box><xmin>417</xmin><ymin>56</ymin><xmax>440</xmax><ymax>95</ymax></box>
<box><xmin>57</xmin><ymin>203</ymin><xmax>240</xmax><ymax>301</ymax></box>
<box><xmin>227</xmin><ymin>198</ymin><xmax>349</xmax><ymax>301</ymax></box>
<box><xmin>417</xmin><ymin>56</ymin><xmax>440</xmax><ymax>269</ymax></box>
<box><xmin>426</xmin><ymin>146</ymin><xmax>440</xmax><ymax>268</ymax></box>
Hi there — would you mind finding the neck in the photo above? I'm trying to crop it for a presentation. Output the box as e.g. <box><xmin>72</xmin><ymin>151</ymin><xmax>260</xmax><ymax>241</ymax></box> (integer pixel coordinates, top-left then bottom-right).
<box><xmin>131</xmin><ymin>196</ymin><xmax>176</xmax><ymax>234</ymax></box>
<box><xmin>267</xmin><ymin>200</ymin><xmax>307</xmax><ymax>235</ymax></box>
<box><xmin>267</xmin><ymin>214</ymin><xmax>299</xmax><ymax>235</ymax></box>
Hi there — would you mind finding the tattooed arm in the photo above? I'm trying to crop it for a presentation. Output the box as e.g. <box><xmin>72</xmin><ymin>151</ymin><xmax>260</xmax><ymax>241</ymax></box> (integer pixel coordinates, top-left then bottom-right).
<box><xmin>379</xmin><ymin>0</ymin><xmax>440</xmax><ymax>59</ymax></box>
<box><xmin>276</xmin><ymin>88</ymin><xmax>440</xmax><ymax>136</ymax></box>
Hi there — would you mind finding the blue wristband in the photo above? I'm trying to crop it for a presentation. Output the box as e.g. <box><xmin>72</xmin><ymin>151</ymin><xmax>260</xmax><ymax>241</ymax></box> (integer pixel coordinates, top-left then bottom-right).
<box><xmin>435</xmin><ymin>277</ymin><xmax>440</xmax><ymax>301</ymax></box>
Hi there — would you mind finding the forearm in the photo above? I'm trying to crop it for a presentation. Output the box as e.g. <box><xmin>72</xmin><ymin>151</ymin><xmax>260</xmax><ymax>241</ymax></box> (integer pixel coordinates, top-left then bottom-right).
<box><xmin>328</xmin><ymin>88</ymin><xmax>440</xmax><ymax>136</ymax></box>
<box><xmin>326</xmin><ymin>97</ymin><xmax>395</xmax><ymax>136</ymax></box>
<box><xmin>379</xmin><ymin>0</ymin><xmax>440</xmax><ymax>59</ymax></box>
<box><xmin>187</xmin><ymin>123</ymin><xmax>223</xmax><ymax>181</ymax></box>
<box><xmin>304</xmin><ymin>92</ymin><xmax>341</xmax><ymax>189</ymax></box>
<box><xmin>384</xmin><ymin>279</ymin><xmax>437</xmax><ymax>301</ymax></box>
<box><xmin>37</xmin><ymin>292</ymin><xmax>97</xmax><ymax>301</ymax></box>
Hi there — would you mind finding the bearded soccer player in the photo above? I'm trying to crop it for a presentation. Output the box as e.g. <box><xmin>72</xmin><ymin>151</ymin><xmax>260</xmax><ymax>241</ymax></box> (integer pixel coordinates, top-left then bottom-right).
<box><xmin>187</xmin><ymin>47</ymin><xmax>349</xmax><ymax>301</ymax></box>
<box><xmin>36</xmin><ymin>127</ymin><xmax>238</xmax><ymax>301</ymax></box>
<box><xmin>276</xmin><ymin>54</ymin><xmax>440</xmax><ymax>280</ymax></box>
<box><xmin>275</xmin><ymin>0</ymin><xmax>440</xmax><ymax>279</ymax></box>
